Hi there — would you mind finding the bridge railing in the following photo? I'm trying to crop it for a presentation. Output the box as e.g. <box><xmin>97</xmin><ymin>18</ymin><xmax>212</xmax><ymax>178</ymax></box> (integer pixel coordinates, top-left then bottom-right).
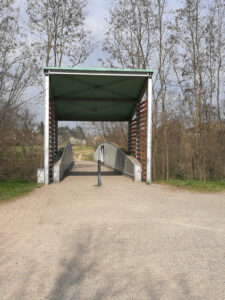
<box><xmin>53</xmin><ymin>142</ymin><xmax>74</xmax><ymax>182</ymax></box>
<box><xmin>94</xmin><ymin>142</ymin><xmax>142</xmax><ymax>182</ymax></box>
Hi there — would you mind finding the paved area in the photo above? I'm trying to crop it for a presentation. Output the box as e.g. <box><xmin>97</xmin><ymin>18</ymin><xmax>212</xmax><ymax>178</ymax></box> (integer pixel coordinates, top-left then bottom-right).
<box><xmin>0</xmin><ymin>161</ymin><xmax>225</xmax><ymax>300</ymax></box>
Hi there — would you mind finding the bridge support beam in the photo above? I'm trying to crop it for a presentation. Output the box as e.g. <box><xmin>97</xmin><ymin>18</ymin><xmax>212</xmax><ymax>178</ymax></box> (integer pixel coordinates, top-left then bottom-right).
<box><xmin>44</xmin><ymin>74</ymin><xmax>50</xmax><ymax>185</ymax></box>
<box><xmin>44</xmin><ymin>74</ymin><xmax>58</xmax><ymax>185</ymax></box>
<box><xmin>146</xmin><ymin>76</ymin><xmax>152</xmax><ymax>184</ymax></box>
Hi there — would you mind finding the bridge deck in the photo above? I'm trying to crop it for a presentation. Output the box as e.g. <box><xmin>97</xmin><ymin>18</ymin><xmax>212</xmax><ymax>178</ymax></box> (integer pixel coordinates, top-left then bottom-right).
<box><xmin>0</xmin><ymin>161</ymin><xmax>225</xmax><ymax>299</ymax></box>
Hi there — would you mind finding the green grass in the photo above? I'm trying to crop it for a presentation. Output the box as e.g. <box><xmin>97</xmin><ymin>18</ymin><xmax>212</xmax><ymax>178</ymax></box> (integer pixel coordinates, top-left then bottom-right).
<box><xmin>0</xmin><ymin>180</ymin><xmax>39</xmax><ymax>202</ymax></box>
<box><xmin>156</xmin><ymin>179</ymin><xmax>225</xmax><ymax>192</ymax></box>
<box><xmin>72</xmin><ymin>145</ymin><xmax>94</xmax><ymax>151</ymax></box>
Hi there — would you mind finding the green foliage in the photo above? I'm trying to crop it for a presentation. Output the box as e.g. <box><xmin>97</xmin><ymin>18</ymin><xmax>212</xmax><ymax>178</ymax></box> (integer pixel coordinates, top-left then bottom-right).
<box><xmin>156</xmin><ymin>179</ymin><xmax>225</xmax><ymax>192</ymax></box>
<box><xmin>0</xmin><ymin>180</ymin><xmax>39</xmax><ymax>202</ymax></box>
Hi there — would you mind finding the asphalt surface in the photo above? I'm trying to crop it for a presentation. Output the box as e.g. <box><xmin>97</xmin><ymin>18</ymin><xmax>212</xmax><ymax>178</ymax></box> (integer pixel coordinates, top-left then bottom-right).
<box><xmin>0</xmin><ymin>161</ymin><xmax>225</xmax><ymax>300</ymax></box>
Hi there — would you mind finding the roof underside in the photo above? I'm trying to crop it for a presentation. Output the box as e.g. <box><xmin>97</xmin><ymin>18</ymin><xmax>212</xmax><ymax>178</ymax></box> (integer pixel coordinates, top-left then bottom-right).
<box><xmin>45</xmin><ymin>67</ymin><xmax>153</xmax><ymax>122</ymax></box>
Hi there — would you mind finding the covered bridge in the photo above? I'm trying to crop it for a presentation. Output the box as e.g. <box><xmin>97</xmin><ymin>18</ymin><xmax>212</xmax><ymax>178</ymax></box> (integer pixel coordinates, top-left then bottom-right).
<box><xmin>43</xmin><ymin>67</ymin><xmax>153</xmax><ymax>184</ymax></box>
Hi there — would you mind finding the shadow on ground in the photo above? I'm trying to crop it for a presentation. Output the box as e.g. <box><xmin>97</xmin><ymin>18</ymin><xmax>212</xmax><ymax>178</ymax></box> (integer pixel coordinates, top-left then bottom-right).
<box><xmin>48</xmin><ymin>226</ymin><xmax>126</xmax><ymax>300</ymax></box>
<box><xmin>65</xmin><ymin>163</ymin><xmax>122</xmax><ymax>177</ymax></box>
<box><xmin>68</xmin><ymin>171</ymin><xmax>121</xmax><ymax>176</ymax></box>
<box><xmin>48</xmin><ymin>225</ymin><xmax>192</xmax><ymax>300</ymax></box>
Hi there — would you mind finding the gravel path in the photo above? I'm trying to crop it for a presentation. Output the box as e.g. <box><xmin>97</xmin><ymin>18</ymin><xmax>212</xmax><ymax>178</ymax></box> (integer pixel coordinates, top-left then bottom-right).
<box><xmin>0</xmin><ymin>161</ymin><xmax>225</xmax><ymax>300</ymax></box>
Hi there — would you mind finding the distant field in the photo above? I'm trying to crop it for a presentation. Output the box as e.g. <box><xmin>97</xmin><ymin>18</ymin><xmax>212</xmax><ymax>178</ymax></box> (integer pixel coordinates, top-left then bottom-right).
<box><xmin>72</xmin><ymin>145</ymin><xmax>94</xmax><ymax>161</ymax></box>
<box><xmin>0</xmin><ymin>180</ymin><xmax>39</xmax><ymax>202</ymax></box>
<box><xmin>13</xmin><ymin>144</ymin><xmax>95</xmax><ymax>162</ymax></box>
<box><xmin>156</xmin><ymin>179</ymin><xmax>225</xmax><ymax>192</ymax></box>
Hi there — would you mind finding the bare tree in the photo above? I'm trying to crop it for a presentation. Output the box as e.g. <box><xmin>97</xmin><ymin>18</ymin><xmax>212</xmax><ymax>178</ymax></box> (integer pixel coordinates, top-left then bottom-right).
<box><xmin>102</xmin><ymin>0</ymin><xmax>225</xmax><ymax>181</ymax></box>
<box><xmin>102</xmin><ymin>0</ymin><xmax>154</xmax><ymax>69</ymax></box>
<box><xmin>205</xmin><ymin>0</ymin><xmax>225</xmax><ymax>123</ymax></box>
<box><xmin>150</xmin><ymin>0</ymin><xmax>171</xmax><ymax>179</ymax></box>
<box><xmin>102</xmin><ymin>0</ymin><xmax>171</xmax><ymax>178</ymax></box>
<box><xmin>27</xmin><ymin>0</ymin><xmax>94</xmax><ymax>67</ymax></box>
<box><xmin>0</xmin><ymin>0</ymin><xmax>39</xmax><ymax>147</ymax></box>
<box><xmin>91</xmin><ymin>122</ymin><xmax>128</xmax><ymax>150</ymax></box>
<box><xmin>169</xmin><ymin>0</ymin><xmax>225</xmax><ymax>180</ymax></box>
<box><xmin>169</xmin><ymin>0</ymin><xmax>208</xmax><ymax>179</ymax></box>
<box><xmin>0</xmin><ymin>0</ymin><xmax>42</xmax><ymax>180</ymax></box>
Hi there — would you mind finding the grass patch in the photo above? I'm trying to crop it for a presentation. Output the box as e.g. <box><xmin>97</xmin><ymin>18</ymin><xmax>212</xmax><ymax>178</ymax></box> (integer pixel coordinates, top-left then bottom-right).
<box><xmin>72</xmin><ymin>145</ymin><xmax>94</xmax><ymax>161</ymax></box>
<box><xmin>156</xmin><ymin>179</ymin><xmax>225</xmax><ymax>192</ymax></box>
<box><xmin>0</xmin><ymin>179</ymin><xmax>39</xmax><ymax>202</ymax></box>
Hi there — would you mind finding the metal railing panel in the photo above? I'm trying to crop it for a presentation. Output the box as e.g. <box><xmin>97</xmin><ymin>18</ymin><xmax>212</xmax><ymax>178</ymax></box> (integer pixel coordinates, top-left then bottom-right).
<box><xmin>53</xmin><ymin>142</ymin><xmax>74</xmax><ymax>182</ymax></box>
<box><xmin>94</xmin><ymin>142</ymin><xmax>142</xmax><ymax>182</ymax></box>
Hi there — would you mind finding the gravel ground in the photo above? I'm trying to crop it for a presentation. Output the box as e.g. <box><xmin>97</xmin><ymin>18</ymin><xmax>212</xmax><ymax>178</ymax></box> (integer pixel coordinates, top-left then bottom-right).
<box><xmin>0</xmin><ymin>161</ymin><xmax>225</xmax><ymax>300</ymax></box>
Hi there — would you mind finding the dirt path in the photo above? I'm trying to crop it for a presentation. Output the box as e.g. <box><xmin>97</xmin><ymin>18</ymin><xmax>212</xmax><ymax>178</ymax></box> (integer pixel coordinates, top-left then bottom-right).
<box><xmin>0</xmin><ymin>161</ymin><xmax>225</xmax><ymax>300</ymax></box>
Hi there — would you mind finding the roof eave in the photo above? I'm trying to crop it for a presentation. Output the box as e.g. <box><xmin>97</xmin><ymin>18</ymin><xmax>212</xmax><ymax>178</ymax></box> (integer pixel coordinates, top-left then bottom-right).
<box><xmin>44</xmin><ymin>67</ymin><xmax>154</xmax><ymax>77</ymax></box>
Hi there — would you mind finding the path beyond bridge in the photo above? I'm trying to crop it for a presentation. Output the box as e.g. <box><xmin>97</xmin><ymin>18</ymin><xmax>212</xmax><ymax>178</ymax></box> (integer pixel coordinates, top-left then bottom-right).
<box><xmin>0</xmin><ymin>161</ymin><xmax>225</xmax><ymax>299</ymax></box>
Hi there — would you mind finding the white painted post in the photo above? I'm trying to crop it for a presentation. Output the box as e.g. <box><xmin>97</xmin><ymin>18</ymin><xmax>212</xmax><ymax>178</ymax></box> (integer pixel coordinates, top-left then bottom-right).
<box><xmin>146</xmin><ymin>76</ymin><xmax>153</xmax><ymax>184</ymax></box>
<box><xmin>44</xmin><ymin>75</ymin><xmax>50</xmax><ymax>184</ymax></box>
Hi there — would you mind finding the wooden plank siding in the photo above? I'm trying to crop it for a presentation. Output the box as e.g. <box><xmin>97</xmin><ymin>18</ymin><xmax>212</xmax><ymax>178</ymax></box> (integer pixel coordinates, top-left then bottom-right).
<box><xmin>49</xmin><ymin>98</ymin><xmax>58</xmax><ymax>181</ymax></box>
<box><xmin>128</xmin><ymin>99</ymin><xmax>148</xmax><ymax>181</ymax></box>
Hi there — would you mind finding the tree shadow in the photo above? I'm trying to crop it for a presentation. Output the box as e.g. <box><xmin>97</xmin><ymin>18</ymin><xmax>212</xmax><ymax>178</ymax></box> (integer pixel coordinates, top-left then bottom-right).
<box><xmin>48</xmin><ymin>225</ymin><xmax>194</xmax><ymax>300</ymax></box>
<box><xmin>48</xmin><ymin>226</ymin><xmax>128</xmax><ymax>300</ymax></box>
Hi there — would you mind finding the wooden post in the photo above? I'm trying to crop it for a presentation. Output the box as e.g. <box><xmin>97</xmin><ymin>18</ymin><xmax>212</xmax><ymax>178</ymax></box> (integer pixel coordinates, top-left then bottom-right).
<box><xmin>146</xmin><ymin>76</ymin><xmax>153</xmax><ymax>184</ymax></box>
<box><xmin>44</xmin><ymin>74</ymin><xmax>50</xmax><ymax>185</ymax></box>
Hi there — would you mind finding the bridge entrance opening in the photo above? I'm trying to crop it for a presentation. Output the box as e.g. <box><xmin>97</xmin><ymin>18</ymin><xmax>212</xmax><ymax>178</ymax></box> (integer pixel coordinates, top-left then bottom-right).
<box><xmin>43</xmin><ymin>67</ymin><xmax>153</xmax><ymax>185</ymax></box>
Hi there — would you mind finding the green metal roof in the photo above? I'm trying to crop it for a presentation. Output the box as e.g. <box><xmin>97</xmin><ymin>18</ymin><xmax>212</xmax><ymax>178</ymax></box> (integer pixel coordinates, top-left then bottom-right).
<box><xmin>45</xmin><ymin>67</ymin><xmax>153</xmax><ymax>121</ymax></box>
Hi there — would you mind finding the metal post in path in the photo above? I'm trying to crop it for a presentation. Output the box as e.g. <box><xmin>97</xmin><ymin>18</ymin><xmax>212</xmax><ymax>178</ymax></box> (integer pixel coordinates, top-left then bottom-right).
<box><xmin>98</xmin><ymin>160</ymin><xmax>102</xmax><ymax>186</ymax></box>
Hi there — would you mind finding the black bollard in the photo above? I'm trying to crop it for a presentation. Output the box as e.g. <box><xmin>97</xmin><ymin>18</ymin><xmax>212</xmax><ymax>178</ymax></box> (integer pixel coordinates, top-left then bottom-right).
<box><xmin>98</xmin><ymin>160</ymin><xmax>102</xmax><ymax>186</ymax></box>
